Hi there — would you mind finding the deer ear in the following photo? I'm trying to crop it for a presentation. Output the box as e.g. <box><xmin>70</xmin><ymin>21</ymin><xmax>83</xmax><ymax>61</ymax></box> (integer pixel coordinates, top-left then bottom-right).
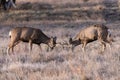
<box><xmin>53</xmin><ymin>37</ymin><xmax>57</xmax><ymax>41</ymax></box>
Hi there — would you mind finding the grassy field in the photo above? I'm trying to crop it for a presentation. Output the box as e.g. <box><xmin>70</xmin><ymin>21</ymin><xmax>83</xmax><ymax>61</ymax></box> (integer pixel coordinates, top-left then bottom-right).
<box><xmin>0</xmin><ymin>0</ymin><xmax>120</xmax><ymax>80</ymax></box>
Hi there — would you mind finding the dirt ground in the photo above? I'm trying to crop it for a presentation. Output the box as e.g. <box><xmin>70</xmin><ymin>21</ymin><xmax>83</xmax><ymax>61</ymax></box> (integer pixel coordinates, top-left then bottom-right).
<box><xmin>0</xmin><ymin>0</ymin><xmax>120</xmax><ymax>80</ymax></box>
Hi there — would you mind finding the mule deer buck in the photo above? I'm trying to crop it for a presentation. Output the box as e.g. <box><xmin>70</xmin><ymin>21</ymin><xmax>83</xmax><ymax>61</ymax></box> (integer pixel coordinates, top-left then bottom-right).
<box><xmin>69</xmin><ymin>24</ymin><xmax>114</xmax><ymax>52</ymax></box>
<box><xmin>7</xmin><ymin>27</ymin><xmax>57</xmax><ymax>54</ymax></box>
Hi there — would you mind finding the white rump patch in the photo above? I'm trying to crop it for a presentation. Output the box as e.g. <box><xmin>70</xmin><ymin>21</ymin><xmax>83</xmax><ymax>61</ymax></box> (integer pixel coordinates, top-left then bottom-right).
<box><xmin>9</xmin><ymin>31</ymin><xmax>11</xmax><ymax>37</ymax></box>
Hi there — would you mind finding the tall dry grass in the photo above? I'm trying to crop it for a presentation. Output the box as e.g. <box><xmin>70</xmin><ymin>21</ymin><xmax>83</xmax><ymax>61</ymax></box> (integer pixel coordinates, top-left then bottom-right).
<box><xmin>17</xmin><ymin>0</ymin><xmax>118</xmax><ymax>4</ymax></box>
<box><xmin>0</xmin><ymin>0</ymin><xmax>119</xmax><ymax>80</ymax></box>
<box><xmin>0</xmin><ymin>22</ymin><xmax>119</xmax><ymax>80</ymax></box>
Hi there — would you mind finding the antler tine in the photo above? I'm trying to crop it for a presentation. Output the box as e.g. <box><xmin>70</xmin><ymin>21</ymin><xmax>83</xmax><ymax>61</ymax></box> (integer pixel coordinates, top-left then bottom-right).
<box><xmin>56</xmin><ymin>41</ymin><xmax>69</xmax><ymax>46</ymax></box>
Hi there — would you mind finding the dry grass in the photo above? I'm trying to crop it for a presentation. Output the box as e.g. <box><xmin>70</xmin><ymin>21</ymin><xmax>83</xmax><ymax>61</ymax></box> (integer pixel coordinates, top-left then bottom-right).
<box><xmin>16</xmin><ymin>0</ymin><xmax>118</xmax><ymax>4</ymax></box>
<box><xmin>0</xmin><ymin>22</ymin><xmax>119</xmax><ymax>80</ymax></box>
<box><xmin>0</xmin><ymin>0</ymin><xmax>120</xmax><ymax>80</ymax></box>
<box><xmin>1</xmin><ymin>0</ymin><xmax>120</xmax><ymax>24</ymax></box>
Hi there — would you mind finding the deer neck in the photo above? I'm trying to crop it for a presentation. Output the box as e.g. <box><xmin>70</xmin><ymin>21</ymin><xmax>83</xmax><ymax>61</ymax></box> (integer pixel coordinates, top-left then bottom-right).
<box><xmin>40</xmin><ymin>35</ymin><xmax>50</xmax><ymax>44</ymax></box>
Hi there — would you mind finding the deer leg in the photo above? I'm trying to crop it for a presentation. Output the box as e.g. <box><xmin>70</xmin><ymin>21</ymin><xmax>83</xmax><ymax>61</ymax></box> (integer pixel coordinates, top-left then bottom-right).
<box><xmin>82</xmin><ymin>41</ymin><xmax>87</xmax><ymax>53</ymax></box>
<box><xmin>7</xmin><ymin>43</ymin><xmax>13</xmax><ymax>55</ymax></box>
<box><xmin>11</xmin><ymin>47</ymin><xmax>14</xmax><ymax>53</ymax></box>
<box><xmin>106</xmin><ymin>33</ymin><xmax>114</xmax><ymax>48</ymax></box>
<box><xmin>98</xmin><ymin>36</ymin><xmax>106</xmax><ymax>52</ymax></box>
<box><xmin>38</xmin><ymin>44</ymin><xmax>42</xmax><ymax>52</ymax></box>
<box><xmin>47</xmin><ymin>45</ymin><xmax>51</xmax><ymax>52</ymax></box>
<box><xmin>7</xmin><ymin>41</ymin><xmax>20</xmax><ymax>55</ymax></box>
<box><xmin>71</xmin><ymin>45</ymin><xmax>75</xmax><ymax>52</ymax></box>
<box><xmin>29</xmin><ymin>40</ymin><xmax>32</xmax><ymax>53</ymax></box>
<box><xmin>100</xmin><ymin>41</ymin><xmax>106</xmax><ymax>52</ymax></box>
<box><xmin>102</xmin><ymin>39</ymin><xmax>112</xmax><ymax>51</ymax></box>
<box><xmin>106</xmin><ymin>39</ymin><xmax>112</xmax><ymax>50</ymax></box>
<box><xmin>7</xmin><ymin>47</ymin><xmax>11</xmax><ymax>55</ymax></box>
<box><xmin>7</xmin><ymin>44</ymin><xmax>13</xmax><ymax>55</ymax></box>
<box><xmin>12</xmin><ymin>41</ymin><xmax>21</xmax><ymax>53</ymax></box>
